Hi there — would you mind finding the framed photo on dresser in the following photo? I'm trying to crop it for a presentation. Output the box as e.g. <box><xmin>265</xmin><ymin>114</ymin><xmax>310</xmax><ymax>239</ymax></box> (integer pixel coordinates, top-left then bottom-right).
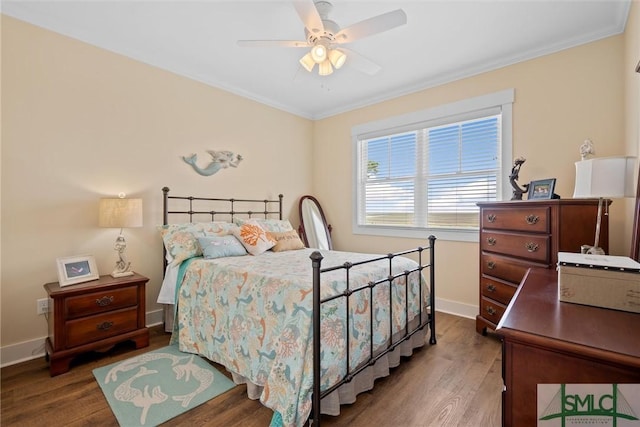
<box><xmin>528</xmin><ymin>178</ymin><xmax>556</xmax><ymax>200</ymax></box>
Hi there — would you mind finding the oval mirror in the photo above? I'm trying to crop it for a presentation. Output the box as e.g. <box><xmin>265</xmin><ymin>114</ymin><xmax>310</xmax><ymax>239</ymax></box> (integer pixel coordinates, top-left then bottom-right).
<box><xmin>298</xmin><ymin>195</ymin><xmax>333</xmax><ymax>250</ymax></box>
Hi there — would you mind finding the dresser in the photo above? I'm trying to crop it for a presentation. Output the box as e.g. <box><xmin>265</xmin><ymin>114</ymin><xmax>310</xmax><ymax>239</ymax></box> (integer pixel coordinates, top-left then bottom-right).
<box><xmin>44</xmin><ymin>273</ymin><xmax>149</xmax><ymax>376</ymax></box>
<box><xmin>496</xmin><ymin>268</ymin><xmax>640</xmax><ymax>426</ymax></box>
<box><xmin>476</xmin><ymin>199</ymin><xmax>607</xmax><ymax>335</ymax></box>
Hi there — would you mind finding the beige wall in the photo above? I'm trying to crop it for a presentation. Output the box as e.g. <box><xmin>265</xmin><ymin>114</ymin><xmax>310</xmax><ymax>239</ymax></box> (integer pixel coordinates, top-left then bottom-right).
<box><xmin>1</xmin><ymin>16</ymin><xmax>313</xmax><ymax>350</ymax></box>
<box><xmin>624</xmin><ymin>1</ymin><xmax>640</xmax><ymax>245</ymax></box>
<box><xmin>314</xmin><ymin>35</ymin><xmax>628</xmax><ymax>310</ymax></box>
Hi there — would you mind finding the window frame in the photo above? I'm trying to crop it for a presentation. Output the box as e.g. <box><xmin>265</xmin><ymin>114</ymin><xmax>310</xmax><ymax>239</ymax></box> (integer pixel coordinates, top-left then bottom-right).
<box><xmin>351</xmin><ymin>89</ymin><xmax>514</xmax><ymax>243</ymax></box>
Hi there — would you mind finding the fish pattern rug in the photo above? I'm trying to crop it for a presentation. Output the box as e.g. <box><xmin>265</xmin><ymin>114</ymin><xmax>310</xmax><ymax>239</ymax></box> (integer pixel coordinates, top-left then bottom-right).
<box><xmin>93</xmin><ymin>345</ymin><xmax>235</xmax><ymax>426</ymax></box>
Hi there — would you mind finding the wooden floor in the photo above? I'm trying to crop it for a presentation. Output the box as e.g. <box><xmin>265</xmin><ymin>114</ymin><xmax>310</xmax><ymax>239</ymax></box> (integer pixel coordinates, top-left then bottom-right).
<box><xmin>1</xmin><ymin>312</ymin><xmax>502</xmax><ymax>426</ymax></box>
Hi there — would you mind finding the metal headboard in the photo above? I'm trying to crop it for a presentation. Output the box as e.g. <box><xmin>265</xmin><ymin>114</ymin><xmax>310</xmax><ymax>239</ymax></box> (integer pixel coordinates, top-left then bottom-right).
<box><xmin>162</xmin><ymin>187</ymin><xmax>283</xmax><ymax>224</ymax></box>
<box><xmin>161</xmin><ymin>187</ymin><xmax>284</xmax><ymax>269</ymax></box>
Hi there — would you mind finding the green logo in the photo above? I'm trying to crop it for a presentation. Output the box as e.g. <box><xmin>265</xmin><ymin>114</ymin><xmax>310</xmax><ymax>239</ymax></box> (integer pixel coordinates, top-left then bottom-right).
<box><xmin>539</xmin><ymin>384</ymin><xmax>638</xmax><ymax>426</ymax></box>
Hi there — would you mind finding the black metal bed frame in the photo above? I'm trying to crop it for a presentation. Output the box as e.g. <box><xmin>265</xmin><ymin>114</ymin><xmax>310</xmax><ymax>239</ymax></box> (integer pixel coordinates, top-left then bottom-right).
<box><xmin>161</xmin><ymin>187</ymin><xmax>437</xmax><ymax>426</ymax></box>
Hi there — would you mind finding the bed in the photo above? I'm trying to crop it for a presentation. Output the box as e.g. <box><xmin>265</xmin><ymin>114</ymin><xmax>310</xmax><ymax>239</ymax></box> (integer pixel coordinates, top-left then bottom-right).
<box><xmin>159</xmin><ymin>187</ymin><xmax>437</xmax><ymax>426</ymax></box>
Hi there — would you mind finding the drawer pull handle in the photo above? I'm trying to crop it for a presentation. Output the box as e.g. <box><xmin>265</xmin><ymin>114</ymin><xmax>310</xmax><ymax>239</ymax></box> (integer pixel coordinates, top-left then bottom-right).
<box><xmin>525</xmin><ymin>242</ymin><xmax>539</xmax><ymax>252</ymax></box>
<box><xmin>487</xmin><ymin>237</ymin><xmax>497</xmax><ymax>246</ymax></box>
<box><xmin>487</xmin><ymin>261</ymin><xmax>496</xmax><ymax>270</ymax></box>
<box><xmin>486</xmin><ymin>306</ymin><xmax>496</xmax><ymax>316</ymax></box>
<box><xmin>525</xmin><ymin>215</ymin><xmax>539</xmax><ymax>225</ymax></box>
<box><xmin>486</xmin><ymin>284</ymin><xmax>496</xmax><ymax>292</ymax></box>
<box><xmin>97</xmin><ymin>321</ymin><xmax>113</xmax><ymax>331</ymax></box>
<box><xmin>96</xmin><ymin>296</ymin><xmax>114</xmax><ymax>307</ymax></box>
<box><xmin>487</xmin><ymin>214</ymin><xmax>497</xmax><ymax>223</ymax></box>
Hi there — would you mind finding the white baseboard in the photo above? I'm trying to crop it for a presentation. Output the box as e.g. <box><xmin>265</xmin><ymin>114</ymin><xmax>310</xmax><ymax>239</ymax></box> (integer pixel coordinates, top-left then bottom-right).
<box><xmin>0</xmin><ymin>308</ymin><xmax>165</xmax><ymax>368</ymax></box>
<box><xmin>435</xmin><ymin>297</ymin><xmax>478</xmax><ymax>320</ymax></box>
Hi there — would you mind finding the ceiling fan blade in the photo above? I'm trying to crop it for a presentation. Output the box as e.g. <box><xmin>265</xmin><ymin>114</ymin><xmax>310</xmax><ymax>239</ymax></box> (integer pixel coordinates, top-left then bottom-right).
<box><xmin>237</xmin><ymin>40</ymin><xmax>308</xmax><ymax>48</ymax></box>
<box><xmin>342</xmin><ymin>48</ymin><xmax>382</xmax><ymax>76</ymax></box>
<box><xmin>292</xmin><ymin>0</ymin><xmax>324</xmax><ymax>34</ymax></box>
<box><xmin>335</xmin><ymin>9</ymin><xmax>407</xmax><ymax>43</ymax></box>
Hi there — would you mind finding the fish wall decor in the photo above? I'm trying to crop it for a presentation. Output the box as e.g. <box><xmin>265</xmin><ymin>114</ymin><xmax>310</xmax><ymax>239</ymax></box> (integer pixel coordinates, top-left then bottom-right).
<box><xmin>182</xmin><ymin>150</ymin><xmax>243</xmax><ymax>176</ymax></box>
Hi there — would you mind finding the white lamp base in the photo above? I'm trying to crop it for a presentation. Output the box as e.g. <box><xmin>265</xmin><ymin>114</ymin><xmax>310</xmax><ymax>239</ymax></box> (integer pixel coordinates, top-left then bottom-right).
<box><xmin>111</xmin><ymin>270</ymin><xmax>134</xmax><ymax>278</ymax></box>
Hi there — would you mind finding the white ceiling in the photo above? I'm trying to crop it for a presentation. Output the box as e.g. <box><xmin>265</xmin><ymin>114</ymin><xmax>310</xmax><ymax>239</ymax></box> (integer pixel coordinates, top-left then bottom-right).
<box><xmin>1</xmin><ymin>0</ymin><xmax>631</xmax><ymax>119</ymax></box>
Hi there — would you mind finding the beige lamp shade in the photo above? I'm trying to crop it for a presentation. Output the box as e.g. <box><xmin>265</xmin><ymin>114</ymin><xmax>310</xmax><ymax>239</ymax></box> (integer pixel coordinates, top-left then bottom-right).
<box><xmin>99</xmin><ymin>198</ymin><xmax>143</xmax><ymax>228</ymax></box>
<box><xmin>573</xmin><ymin>156</ymin><xmax>637</xmax><ymax>199</ymax></box>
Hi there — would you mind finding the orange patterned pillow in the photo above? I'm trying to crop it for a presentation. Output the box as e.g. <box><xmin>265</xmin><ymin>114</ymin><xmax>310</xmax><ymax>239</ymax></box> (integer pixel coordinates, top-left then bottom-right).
<box><xmin>232</xmin><ymin>219</ymin><xmax>276</xmax><ymax>255</ymax></box>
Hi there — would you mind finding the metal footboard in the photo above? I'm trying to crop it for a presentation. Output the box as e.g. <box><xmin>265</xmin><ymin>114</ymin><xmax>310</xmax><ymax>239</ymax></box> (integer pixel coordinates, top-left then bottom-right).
<box><xmin>310</xmin><ymin>235</ymin><xmax>437</xmax><ymax>425</ymax></box>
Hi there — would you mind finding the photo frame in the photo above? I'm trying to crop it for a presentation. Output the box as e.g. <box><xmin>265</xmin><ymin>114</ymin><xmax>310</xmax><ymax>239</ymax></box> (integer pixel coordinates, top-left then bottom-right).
<box><xmin>56</xmin><ymin>255</ymin><xmax>99</xmax><ymax>287</ymax></box>
<box><xmin>528</xmin><ymin>178</ymin><xmax>557</xmax><ymax>200</ymax></box>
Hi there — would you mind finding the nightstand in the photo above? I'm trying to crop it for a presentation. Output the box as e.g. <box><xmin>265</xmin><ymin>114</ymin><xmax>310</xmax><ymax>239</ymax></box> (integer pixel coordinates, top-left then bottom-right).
<box><xmin>44</xmin><ymin>273</ymin><xmax>149</xmax><ymax>376</ymax></box>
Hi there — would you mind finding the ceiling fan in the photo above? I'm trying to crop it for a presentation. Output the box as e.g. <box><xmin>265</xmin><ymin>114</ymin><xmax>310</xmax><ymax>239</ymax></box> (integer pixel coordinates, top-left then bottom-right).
<box><xmin>237</xmin><ymin>1</ymin><xmax>407</xmax><ymax>76</ymax></box>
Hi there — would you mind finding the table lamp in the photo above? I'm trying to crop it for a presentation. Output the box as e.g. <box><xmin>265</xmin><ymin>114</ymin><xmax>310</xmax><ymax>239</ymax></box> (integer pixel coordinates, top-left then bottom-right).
<box><xmin>99</xmin><ymin>195</ymin><xmax>143</xmax><ymax>277</ymax></box>
<box><xmin>573</xmin><ymin>156</ymin><xmax>637</xmax><ymax>255</ymax></box>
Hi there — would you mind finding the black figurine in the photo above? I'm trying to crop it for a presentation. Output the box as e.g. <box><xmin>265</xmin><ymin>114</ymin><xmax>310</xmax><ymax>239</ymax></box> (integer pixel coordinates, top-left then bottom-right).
<box><xmin>509</xmin><ymin>157</ymin><xmax>529</xmax><ymax>200</ymax></box>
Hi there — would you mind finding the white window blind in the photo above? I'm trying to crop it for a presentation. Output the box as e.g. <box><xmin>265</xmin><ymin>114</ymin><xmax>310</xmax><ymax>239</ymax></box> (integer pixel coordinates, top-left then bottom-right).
<box><xmin>352</xmin><ymin>89</ymin><xmax>513</xmax><ymax>242</ymax></box>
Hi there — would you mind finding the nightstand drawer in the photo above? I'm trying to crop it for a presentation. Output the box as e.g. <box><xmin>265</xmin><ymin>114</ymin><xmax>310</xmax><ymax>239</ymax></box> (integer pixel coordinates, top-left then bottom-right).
<box><xmin>66</xmin><ymin>307</ymin><xmax>138</xmax><ymax>348</ymax></box>
<box><xmin>480</xmin><ymin>277</ymin><xmax>517</xmax><ymax>305</ymax></box>
<box><xmin>481</xmin><ymin>206</ymin><xmax>550</xmax><ymax>233</ymax></box>
<box><xmin>65</xmin><ymin>286</ymin><xmax>138</xmax><ymax>319</ymax></box>
<box><xmin>480</xmin><ymin>231</ymin><xmax>550</xmax><ymax>263</ymax></box>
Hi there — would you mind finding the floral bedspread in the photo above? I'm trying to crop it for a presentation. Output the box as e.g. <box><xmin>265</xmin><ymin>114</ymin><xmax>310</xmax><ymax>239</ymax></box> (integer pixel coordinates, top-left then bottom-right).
<box><xmin>173</xmin><ymin>248</ymin><xmax>428</xmax><ymax>427</ymax></box>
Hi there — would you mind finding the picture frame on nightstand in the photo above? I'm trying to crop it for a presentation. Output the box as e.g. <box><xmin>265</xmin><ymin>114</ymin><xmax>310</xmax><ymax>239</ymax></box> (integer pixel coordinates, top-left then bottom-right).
<box><xmin>56</xmin><ymin>254</ymin><xmax>99</xmax><ymax>286</ymax></box>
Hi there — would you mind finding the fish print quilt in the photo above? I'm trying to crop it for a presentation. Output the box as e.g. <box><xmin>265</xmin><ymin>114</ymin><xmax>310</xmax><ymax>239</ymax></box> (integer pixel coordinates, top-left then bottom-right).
<box><xmin>173</xmin><ymin>248</ymin><xmax>428</xmax><ymax>427</ymax></box>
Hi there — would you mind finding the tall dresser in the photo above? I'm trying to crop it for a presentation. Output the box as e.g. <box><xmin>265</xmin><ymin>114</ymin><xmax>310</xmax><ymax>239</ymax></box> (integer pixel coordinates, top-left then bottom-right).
<box><xmin>476</xmin><ymin>199</ymin><xmax>607</xmax><ymax>335</ymax></box>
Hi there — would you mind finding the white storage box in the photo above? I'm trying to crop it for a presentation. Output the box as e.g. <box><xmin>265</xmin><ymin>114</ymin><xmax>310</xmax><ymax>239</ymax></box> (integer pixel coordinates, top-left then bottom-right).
<box><xmin>557</xmin><ymin>252</ymin><xmax>640</xmax><ymax>313</ymax></box>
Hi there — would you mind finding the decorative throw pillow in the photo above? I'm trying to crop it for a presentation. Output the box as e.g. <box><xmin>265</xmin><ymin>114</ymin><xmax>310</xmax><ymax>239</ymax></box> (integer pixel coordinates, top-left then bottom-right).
<box><xmin>232</xmin><ymin>219</ymin><xmax>276</xmax><ymax>255</ymax></box>
<box><xmin>198</xmin><ymin>235</ymin><xmax>247</xmax><ymax>259</ymax></box>
<box><xmin>269</xmin><ymin>230</ymin><xmax>306</xmax><ymax>252</ymax></box>
<box><xmin>234</xmin><ymin>218</ymin><xmax>294</xmax><ymax>233</ymax></box>
<box><xmin>158</xmin><ymin>221</ymin><xmax>239</xmax><ymax>265</ymax></box>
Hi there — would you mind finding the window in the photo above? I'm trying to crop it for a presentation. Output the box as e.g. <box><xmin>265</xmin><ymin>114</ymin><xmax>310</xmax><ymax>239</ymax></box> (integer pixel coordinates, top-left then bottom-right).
<box><xmin>352</xmin><ymin>89</ymin><xmax>514</xmax><ymax>242</ymax></box>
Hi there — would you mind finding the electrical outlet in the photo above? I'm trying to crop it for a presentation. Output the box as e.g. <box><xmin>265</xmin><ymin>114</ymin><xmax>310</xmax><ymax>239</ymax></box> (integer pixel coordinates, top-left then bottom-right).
<box><xmin>37</xmin><ymin>298</ymin><xmax>49</xmax><ymax>315</ymax></box>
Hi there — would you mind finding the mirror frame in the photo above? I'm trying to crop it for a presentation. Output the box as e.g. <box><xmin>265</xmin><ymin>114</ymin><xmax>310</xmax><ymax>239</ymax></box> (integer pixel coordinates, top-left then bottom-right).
<box><xmin>298</xmin><ymin>195</ymin><xmax>333</xmax><ymax>250</ymax></box>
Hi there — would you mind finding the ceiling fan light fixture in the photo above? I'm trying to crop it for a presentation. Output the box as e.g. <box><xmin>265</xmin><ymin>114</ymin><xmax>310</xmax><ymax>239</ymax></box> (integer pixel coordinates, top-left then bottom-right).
<box><xmin>318</xmin><ymin>59</ymin><xmax>333</xmax><ymax>76</ymax></box>
<box><xmin>310</xmin><ymin>43</ymin><xmax>328</xmax><ymax>63</ymax></box>
<box><xmin>328</xmin><ymin>49</ymin><xmax>346</xmax><ymax>69</ymax></box>
<box><xmin>299</xmin><ymin>52</ymin><xmax>315</xmax><ymax>72</ymax></box>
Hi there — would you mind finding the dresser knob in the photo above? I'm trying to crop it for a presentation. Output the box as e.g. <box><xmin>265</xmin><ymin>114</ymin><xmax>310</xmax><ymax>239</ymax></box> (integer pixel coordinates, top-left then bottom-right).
<box><xmin>487</xmin><ymin>237</ymin><xmax>497</xmax><ymax>246</ymax></box>
<box><xmin>487</xmin><ymin>261</ymin><xmax>496</xmax><ymax>270</ymax></box>
<box><xmin>97</xmin><ymin>321</ymin><xmax>113</xmax><ymax>331</ymax></box>
<box><xmin>96</xmin><ymin>296</ymin><xmax>114</xmax><ymax>307</ymax></box>
<box><xmin>486</xmin><ymin>306</ymin><xmax>496</xmax><ymax>316</ymax></box>
<box><xmin>487</xmin><ymin>214</ymin><xmax>497</xmax><ymax>223</ymax></box>
<box><xmin>487</xmin><ymin>284</ymin><xmax>496</xmax><ymax>292</ymax></box>
<box><xmin>525</xmin><ymin>214</ymin><xmax>539</xmax><ymax>225</ymax></box>
<box><xmin>525</xmin><ymin>242</ymin><xmax>539</xmax><ymax>252</ymax></box>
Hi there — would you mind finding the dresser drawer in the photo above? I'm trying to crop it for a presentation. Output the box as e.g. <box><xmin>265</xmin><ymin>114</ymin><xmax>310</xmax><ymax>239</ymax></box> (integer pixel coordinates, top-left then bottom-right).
<box><xmin>65</xmin><ymin>307</ymin><xmax>138</xmax><ymax>348</ymax></box>
<box><xmin>481</xmin><ymin>253</ymin><xmax>537</xmax><ymax>284</ymax></box>
<box><xmin>480</xmin><ymin>277</ymin><xmax>517</xmax><ymax>305</ymax></box>
<box><xmin>481</xmin><ymin>206</ymin><xmax>550</xmax><ymax>233</ymax></box>
<box><xmin>480</xmin><ymin>296</ymin><xmax>507</xmax><ymax>326</ymax></box>
<box><xmin>480</xmin><ymin>231</ymin><xmax>550</xmax><ymax>263</ymax></box>
<box><xmin>64</xmin><ymin>286</ymin><xmax>138</xmax><ymax>319</ymax></box>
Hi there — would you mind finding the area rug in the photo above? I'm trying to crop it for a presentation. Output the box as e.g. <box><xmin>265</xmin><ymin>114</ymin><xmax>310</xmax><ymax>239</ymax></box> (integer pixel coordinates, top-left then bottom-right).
<box><xmin>93</xmin><ymin>345</ymin><xmax>235</xmax><ymax>426</ymax></box>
